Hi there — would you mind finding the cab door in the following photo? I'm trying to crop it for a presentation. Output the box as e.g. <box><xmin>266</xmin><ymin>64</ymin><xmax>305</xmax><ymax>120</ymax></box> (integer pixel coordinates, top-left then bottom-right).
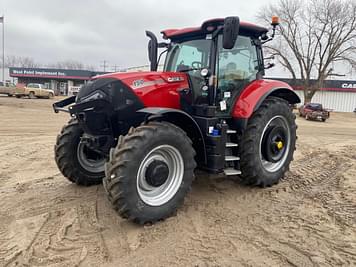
<box><xmin>215</xmin><ymin>35</ymin><xmax>260</xmax><ymax>116</ymax></box>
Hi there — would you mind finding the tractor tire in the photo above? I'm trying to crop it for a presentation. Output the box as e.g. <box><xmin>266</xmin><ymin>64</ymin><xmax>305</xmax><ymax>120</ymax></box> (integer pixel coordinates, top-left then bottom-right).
<box><xmin>55</xmin><ymin>119</ymin><xmax>106</xmax><ymax>186</ymax></box>
<box><xmin>103</xmin><ymin>121</ymin><xmax>196</xmax><ymax>224</ymax></box>
<box><xmin>239</xmin><ymin>97</ymin><xmax>297</xmax><ymax>187</ymax></box>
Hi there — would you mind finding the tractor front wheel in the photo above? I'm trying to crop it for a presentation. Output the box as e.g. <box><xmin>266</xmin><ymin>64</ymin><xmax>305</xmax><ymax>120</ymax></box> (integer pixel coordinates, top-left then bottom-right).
<box><xmin>55</xmin><ymin>119</ymin><xmax>106</xmax><ymax>185</ymax></box>
<box><xmin>103</xmin><ymin>122</ymin><xmax>196</xmax><ymax>224</ymax></box>
<box><xmin>239</xmin><ymin>97</ymin><xmax>297</xmax><ymax>187</ymax></box>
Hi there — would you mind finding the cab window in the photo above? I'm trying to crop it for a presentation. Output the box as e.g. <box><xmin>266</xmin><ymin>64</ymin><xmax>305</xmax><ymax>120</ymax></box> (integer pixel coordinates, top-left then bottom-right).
<box><xmin>216</xmin><ymin>35</ymin><xmax>259</xmax><ymax>114</ymax></box>
<box><xmin>165</xmin><ymin>39</ymin><xmax>211</xmax><ymax>72</ymax></box>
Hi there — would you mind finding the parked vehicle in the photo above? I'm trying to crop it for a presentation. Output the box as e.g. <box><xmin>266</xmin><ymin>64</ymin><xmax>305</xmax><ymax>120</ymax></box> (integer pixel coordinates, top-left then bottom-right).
<box><xmin>53</xmin><ymin>16</ymin><xmax>300</xmax><ymax>224</ymax></box>
<box><xmin>299</xmin><ymin>103</ymin><xmax>330</xmax><ymax>122</ymax></box>
<box><xmin>16</xmin><ymin>83</ymin><xmax>55</xmax><ymax>99</ymax></box>
<box><xmin>0</xmin><ymin>82</ymin><xmax>17</xmax><ymax>96</ymax></box>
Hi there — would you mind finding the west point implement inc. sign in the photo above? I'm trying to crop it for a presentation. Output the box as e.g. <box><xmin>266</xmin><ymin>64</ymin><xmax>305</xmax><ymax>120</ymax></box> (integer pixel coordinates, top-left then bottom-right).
<box><xmin>9</xmin><ymin>67</ymin><xmax>96</xmax><ymax>80</ymax></box>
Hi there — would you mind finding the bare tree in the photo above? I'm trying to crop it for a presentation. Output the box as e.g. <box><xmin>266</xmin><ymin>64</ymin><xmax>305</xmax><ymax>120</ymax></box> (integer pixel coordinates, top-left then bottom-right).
<box><xmin>85</xmin><ymin>65</ymin><xmax>96</xmax><ymax>71</ymax></box>
<box><xmin>4</xmin><ymin>56</ymin><xmax>92</xmax><ymax>71</ymax></box>
<box><xmin>259</xmin><ymin>0</ymin><xmax>356</xmax><ymax>103</ymax></box>
<box><xmin>47</xmin><ymin>60</ymin><xmax>85</xmax><ymax>70</ymax></box>
<box><xmin>5</xmin><ymin>55</ymin><xmax>41</xmax><ymax>68</ymax></box>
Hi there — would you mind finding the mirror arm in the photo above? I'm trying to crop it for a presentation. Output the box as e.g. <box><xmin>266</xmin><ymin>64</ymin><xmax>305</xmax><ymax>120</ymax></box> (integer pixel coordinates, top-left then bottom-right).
<box><xmin>212</xmin><ymin>26</ymin><xmax>223</xmax><ymax>39</ymax></box>
<box><xmin>261</xmin><ymin>24</ymin><xmax>278</xmax><ymax>44</ymax></box>
<box><xmin>158</xmin><ymin>42</ymin><xmax>170</xmax><ymax>48</ymax></box>
<box><xmin>264</xmin><ymin>63</ymin><xmax>275</xmax><ymax>69</ymax></box>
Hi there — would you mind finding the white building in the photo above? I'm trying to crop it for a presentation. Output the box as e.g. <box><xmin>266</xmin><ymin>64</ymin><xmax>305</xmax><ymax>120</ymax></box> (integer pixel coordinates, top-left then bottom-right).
<box><xmin>294</xmin><ymin>89</ymin><xmax>356</xmax><ymax>112</ymax></box>
<box><xmin>271</xmin><ymin>78</ymin><xmax>356</xmax><ymax>112</ymax></box>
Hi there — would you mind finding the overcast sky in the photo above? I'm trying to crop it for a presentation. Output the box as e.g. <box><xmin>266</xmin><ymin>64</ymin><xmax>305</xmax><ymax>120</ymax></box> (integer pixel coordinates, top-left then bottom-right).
<box><xmin>1</xmin><ymin>0</ymin><xmax>280</xmax><ymax>71</ymax></box>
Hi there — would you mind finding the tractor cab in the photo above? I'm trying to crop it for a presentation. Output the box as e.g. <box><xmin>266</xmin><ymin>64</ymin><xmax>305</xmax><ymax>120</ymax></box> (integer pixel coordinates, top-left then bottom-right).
<box><xmin>147</xmin><ymin>17</ymin><xmax>269</xmax><ymax>117</ymax></box>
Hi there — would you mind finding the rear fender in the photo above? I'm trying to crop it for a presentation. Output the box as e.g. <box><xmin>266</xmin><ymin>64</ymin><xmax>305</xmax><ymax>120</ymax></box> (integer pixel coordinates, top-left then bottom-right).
<box><xmin>231</xmin><ymin>79</ymin><xmax>300</xmax><ymax>131</ymax></box>
<box><xmin>138</xmin><ymin>107</ymin><xmax>206</xmax><ymax>165</ymax></box>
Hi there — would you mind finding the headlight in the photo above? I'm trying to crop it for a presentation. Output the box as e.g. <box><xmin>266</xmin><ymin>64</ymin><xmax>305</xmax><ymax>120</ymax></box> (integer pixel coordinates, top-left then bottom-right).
<box><xmin>79</xmin><ymin>90</ymin><xmax>107</xmax><ymax>103</ymax></box>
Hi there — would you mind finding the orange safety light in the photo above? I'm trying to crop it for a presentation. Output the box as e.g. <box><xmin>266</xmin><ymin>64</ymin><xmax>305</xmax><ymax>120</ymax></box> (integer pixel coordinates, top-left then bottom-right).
<box><xmin>271</xmin><ymin>16</ymin><xmax>280</xmax><ymax>26</ymax></box>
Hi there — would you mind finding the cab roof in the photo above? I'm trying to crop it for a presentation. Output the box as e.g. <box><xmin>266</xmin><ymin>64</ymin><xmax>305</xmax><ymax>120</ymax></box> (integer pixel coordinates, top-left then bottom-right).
<box><xmin>161</xmin><ymin>18</ymin><xmax>268</xmax><ymax>41</ymax></box>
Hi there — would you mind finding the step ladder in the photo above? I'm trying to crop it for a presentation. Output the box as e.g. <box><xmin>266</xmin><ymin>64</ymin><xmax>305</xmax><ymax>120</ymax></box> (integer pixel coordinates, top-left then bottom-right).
<box><xmin>223</xmin><ymin>129</ymin><xmax>241</xmax><ymax>176</ymax></box>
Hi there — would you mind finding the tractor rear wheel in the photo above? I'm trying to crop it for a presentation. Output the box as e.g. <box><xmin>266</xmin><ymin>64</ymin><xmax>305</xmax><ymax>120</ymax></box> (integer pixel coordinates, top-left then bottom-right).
<box><xmin>55</xmin><ymin>119</ymin><xmax>106</xmax><ymax>185</ymax></box>
<box><xmin>239</xmin><ymin>97</ymin><xmax>296</xmax><ymax>187</ymax></box>
<box><xmin>103</xmin><ymin>122</ymin><xmax>196</xmax><ymax>224</ymax></box>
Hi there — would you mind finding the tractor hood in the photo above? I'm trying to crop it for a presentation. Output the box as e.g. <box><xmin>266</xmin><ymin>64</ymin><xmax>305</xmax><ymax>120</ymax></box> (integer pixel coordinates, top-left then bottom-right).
<box><xmin>77</xmin><ymin>71</ymin><xmax>190</xmax><ymax>109</ymax></box>
<box><xmin>76</xmin><ymin>72</ymin><xmax>189</xmax><ymax>114</ymax></box>
<box><xmin>70</xmin><ymin>70</ymin><xmax>190</xmax><ymax>136</ymax></box>
<box><xmin>92</xmin><ymin>71</ymin><xmax>188</xmax><ymax>92</ymax></box>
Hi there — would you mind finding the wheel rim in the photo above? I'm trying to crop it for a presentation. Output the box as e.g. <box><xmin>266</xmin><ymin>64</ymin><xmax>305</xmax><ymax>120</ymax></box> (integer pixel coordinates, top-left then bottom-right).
<box><xmin>137</xmin><ymin>145</ymin><xmax>184</xmax><ymax>206</ymax></box>
<box><xmin>77</xmin><ymin>142</ymin><xmax>106</xmax><ymax>173</ymax></box>
<box><xmin>259</xmin><ymin>115</ymin><xmax>291</xmax><ymax>173</ymax></box>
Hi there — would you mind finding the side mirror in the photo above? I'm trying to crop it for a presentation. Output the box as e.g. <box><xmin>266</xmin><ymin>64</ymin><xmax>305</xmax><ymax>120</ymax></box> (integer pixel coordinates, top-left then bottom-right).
<box><xmin>145</xmin><ymin>31</ymin><xmax>158</xmax><ymax>71</ymax></box>
<box><xmin>222</xmin><ymin>16</ymin><xmax>240</xmax><ymax>49</ymax></box>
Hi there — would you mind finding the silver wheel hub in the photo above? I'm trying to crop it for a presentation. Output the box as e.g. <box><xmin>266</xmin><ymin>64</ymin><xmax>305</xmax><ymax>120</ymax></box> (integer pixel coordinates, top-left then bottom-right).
<box><xmin>137</xmin><ymin>145</ymin><xmax>184</xmax><ymax>206</ymax></box>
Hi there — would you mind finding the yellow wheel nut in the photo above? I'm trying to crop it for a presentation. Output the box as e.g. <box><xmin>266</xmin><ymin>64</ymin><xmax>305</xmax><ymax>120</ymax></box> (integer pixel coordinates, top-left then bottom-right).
<box><xmin>277</xmin><ymin>141</ymin><xmax>283</xmax><ymax>150</ymax></box>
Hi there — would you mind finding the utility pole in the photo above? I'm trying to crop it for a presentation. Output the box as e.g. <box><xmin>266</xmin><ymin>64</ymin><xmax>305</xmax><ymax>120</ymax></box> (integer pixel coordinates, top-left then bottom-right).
<box><xmin>100</xmin><ymin>60</ymin><xmax>108</xmax><ymax>72</ymax></box>
<box><xmin>112</xmin><ymin>64</ymin><xmax>119</xmax><ymax>72</ymax></box>
<box><xmin>0</xmin><ymin>16</ymin><xmax>4</xmax><ymax>82</ymax></box>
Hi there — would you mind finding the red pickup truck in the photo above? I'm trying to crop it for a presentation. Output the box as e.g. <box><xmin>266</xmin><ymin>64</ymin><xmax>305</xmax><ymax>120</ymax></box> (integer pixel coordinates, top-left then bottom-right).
<box><xmin>299</xmin><ymin>103</ymin><xmax>330</xmax><ymax>122</ymax></box>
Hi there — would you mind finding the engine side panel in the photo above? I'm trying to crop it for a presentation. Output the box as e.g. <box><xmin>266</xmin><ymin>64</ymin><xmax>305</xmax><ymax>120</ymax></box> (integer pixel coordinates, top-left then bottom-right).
<box><xmin>231</xmin><ymin>79</ymin><xmax>300</xmax><ymax>119</ymax></box>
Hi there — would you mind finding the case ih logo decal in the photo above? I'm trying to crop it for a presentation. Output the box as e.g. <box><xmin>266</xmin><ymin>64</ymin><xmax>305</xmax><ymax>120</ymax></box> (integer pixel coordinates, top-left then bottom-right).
<box><xmin>341</xmin><ymin>83</ymin><xmax>356</xmax><ymax>89</ymax></box>
<box><xmin>167</xmin><ymin>76</ymin><xmax>184</xmax><ymax>82</ymax></box>
<box><xmin>132</xmin><ymin>78</ymin><xmax>165</xmax><ymax>89</ymax></box>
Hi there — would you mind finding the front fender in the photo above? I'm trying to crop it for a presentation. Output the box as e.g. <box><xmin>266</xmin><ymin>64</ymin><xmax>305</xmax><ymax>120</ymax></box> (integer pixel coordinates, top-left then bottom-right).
<box><xmin>137</xmin><ymin>107</ymin><xmax>206</xmax><ymax>166</ymax></box>
<box><xmin>232</xmin><ymin>79</ymin><xmax>300</xmax><ymax>119</ymax></box>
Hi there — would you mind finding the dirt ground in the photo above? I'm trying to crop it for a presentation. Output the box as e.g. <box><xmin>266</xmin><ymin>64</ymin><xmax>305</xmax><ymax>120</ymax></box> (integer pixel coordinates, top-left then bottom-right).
<box><xmin>0</xmin><ymin>95</ymin><xmax>355</xmax><ymax>267</ymax></box>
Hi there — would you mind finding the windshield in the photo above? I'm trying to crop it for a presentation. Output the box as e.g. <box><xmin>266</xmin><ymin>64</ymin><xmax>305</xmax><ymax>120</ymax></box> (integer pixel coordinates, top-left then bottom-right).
<box><xmin>164</xmin><ymin>39</ymin><xmax>211</xmax><ymax>72</ymax></box>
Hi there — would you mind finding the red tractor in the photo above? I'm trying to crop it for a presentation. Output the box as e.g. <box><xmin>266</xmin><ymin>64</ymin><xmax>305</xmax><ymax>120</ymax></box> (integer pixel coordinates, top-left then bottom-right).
<box><xmin>54</xmin><ymin>17</ymin><xmax>300</xmax><ymax>224</ymax></box>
